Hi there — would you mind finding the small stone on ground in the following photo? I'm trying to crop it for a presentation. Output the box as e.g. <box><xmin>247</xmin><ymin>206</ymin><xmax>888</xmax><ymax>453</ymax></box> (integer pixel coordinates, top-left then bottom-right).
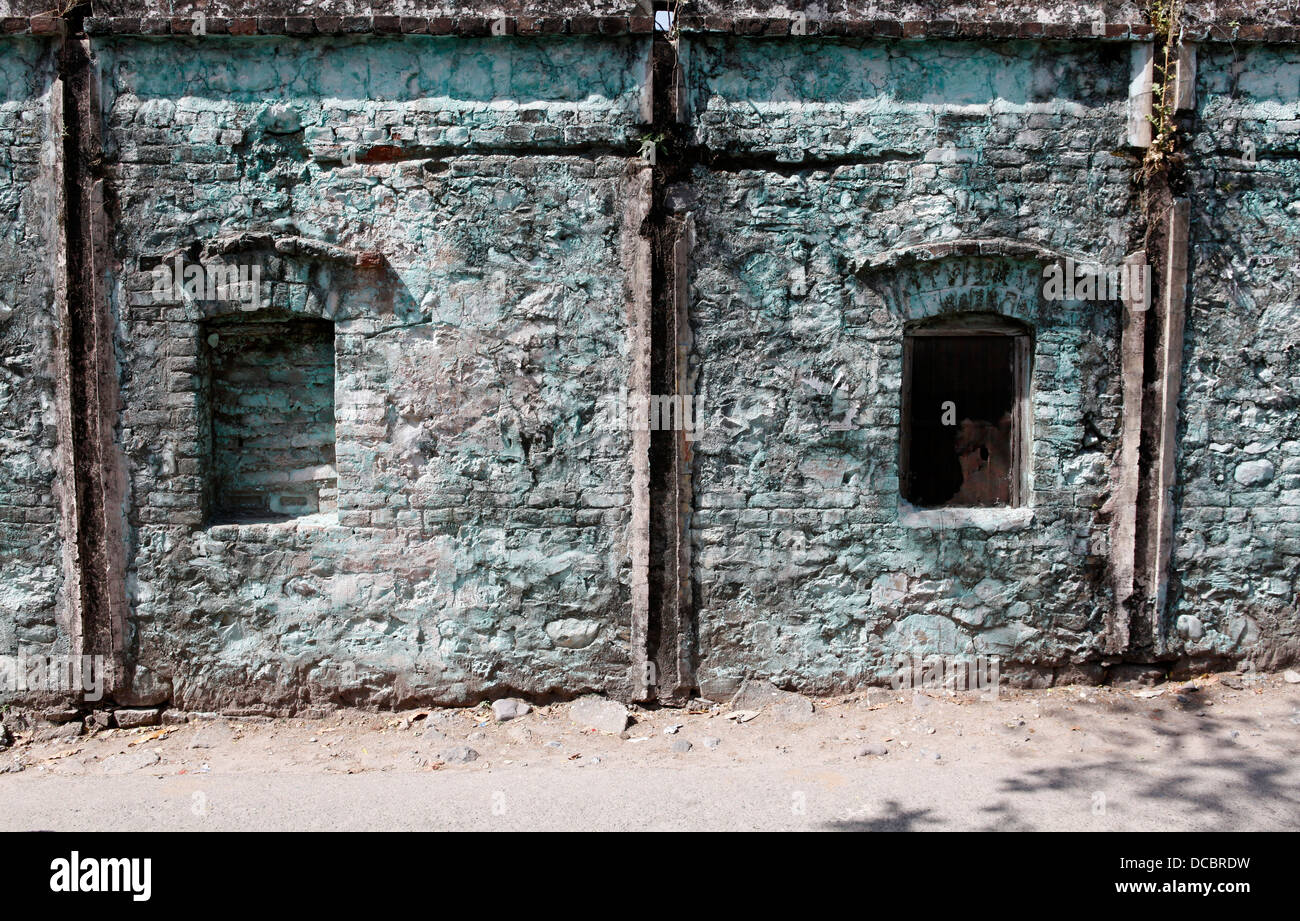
<box><xmin>568</xmin><ymin>696</ymin><xmax>629</xmax><ymax>734</ymax></box>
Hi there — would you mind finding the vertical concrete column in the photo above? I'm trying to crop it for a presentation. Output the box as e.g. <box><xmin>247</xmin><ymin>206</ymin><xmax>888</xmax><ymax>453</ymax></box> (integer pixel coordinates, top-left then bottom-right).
<box><xmin>661</xmin><ymin>213</ymin><xmax>695</xmax><ymax>700</ymax></box>
<box><xmin>1143</xmin><ymin>42</ymin><xmax>1197</xmax><ymax>642</ymax></box>
<box><xmin>1154</xmin><ymin>199</ymin><xmax>1190</xmax><ymax>637</ymax></box>
<box><xmin>624</xmin><ymin>161</ymin><xmax>654</xmax><ymax>700</ymax></box>
<box><xmin>1173</xmin><ymin>42</ymin><xmax>1197</xmax><ymax>113</ymax></box>
<box><xmin>1132</xmin><ymin>34</ymin><xmax>1195</xmax><ymax>662</ymax></box>
<box><xmin>58</xmin><ymin>30</ymin><xmax>129</xmax><ymax>698</ymax></box>
<box><xmin>642</xmin><ymin>33</ymin><xmax>697</xmax><ymax>703</ymax></box>
<box><xmin>1128</xmin><ymin>42</ymin><xmax>1155</xmax><ymax>148</ymax></box>
<box><xmin>1104</xmin><ymin>250</ymin><xmax>1150</xmax><ymax>654</ymax></box>
<box><xmin>1148</xmin><ymin>199</ymin><xmax>1191</xmax><ymax>642</ymax></box>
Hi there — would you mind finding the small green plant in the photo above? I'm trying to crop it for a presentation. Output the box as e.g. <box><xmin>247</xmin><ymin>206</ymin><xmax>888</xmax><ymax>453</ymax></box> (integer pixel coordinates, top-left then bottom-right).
<box><xmin>1140</xmin><ymin>0</ymin><xmax>1185</xmax><ymax>181</ymax></box>
<box><xmin>638</xmin><ymin>129</ymin><xmax>667</xmax><ymax>164</ymax></box>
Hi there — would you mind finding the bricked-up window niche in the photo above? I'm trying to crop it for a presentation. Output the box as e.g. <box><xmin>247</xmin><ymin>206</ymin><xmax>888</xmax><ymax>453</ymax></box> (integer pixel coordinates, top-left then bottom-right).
<box><xmin>901</xmin><ymin>315</ymin><xmax>1031</xmax><ymax>509</ymax></box>
<box><xmin>202</xmin><ymin>315</ymin><xmax>337</xmax><ymax>523</ymax></box>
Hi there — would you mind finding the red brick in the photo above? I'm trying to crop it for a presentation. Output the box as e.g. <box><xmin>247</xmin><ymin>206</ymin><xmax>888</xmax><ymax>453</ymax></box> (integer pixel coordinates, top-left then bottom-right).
<box><xmin>31</xmin><ymin>16</ymin><xmax>65</xmax><ymax>35</ymax></box>
<box><xmin>457</xmin><ymin>17</ymin><xmax>490</xmax><ymax>36</ymax></box>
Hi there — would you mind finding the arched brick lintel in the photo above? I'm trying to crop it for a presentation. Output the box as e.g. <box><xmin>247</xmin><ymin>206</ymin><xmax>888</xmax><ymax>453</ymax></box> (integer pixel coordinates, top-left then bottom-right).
<box><xmin>146</xmin><ymin>233</ymin><xmax>392</xmax><ymax>324</ymax></box>
<box><xmin>853</xmin><ymin>237</ymin><xmax>1115</xmax><ymax>328</ymax></box>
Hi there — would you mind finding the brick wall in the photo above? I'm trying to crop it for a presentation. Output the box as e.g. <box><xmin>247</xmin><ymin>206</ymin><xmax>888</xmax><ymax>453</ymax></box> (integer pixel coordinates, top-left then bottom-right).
<box><xmin>99</xmin><ymin>33</ymin><xmax>652</xmax><ymax>709</ymax></box>
<box><xmin>1173</xmin><ymin>42</ymin><xmax>1300</xmax><ymax>669</ymax></box>
<box><xmin>0</xmin><ymin>36</ymin><xmax>68</xmax><ymax>664</ymax></box>
<box><xmin>3</xmin><ymin>1</ymin><xmax>1299</xmax><ymax>710</ymax></box>
<box><xmin>684</xmin><ymin>36</ymin><xmax>1136</xmax><ymax>695</ymax></box>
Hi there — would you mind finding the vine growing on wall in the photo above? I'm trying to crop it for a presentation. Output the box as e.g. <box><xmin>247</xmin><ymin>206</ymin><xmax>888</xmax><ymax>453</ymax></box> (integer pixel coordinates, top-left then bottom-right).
<box><xmin>1142</xmin><ymin>0</ymin><xmax>1185</xmax><ymax>181</ymax></box>
<box><xmin>668</xmin><ymin>0</ymin><xmax>689</xmax><ymax>42</ymax></box>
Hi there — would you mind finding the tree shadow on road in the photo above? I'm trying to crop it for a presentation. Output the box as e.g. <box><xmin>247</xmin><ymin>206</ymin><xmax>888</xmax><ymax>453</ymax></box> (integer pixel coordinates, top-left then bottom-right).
<box><xmin>820</xmin><ymin>683</ymin><xmax>1300</xmax><ymax>831</ymax></box>
<box><xmin>826</xmin><ymin>798</ymin><xmax>941</xmax><ymax>831</ymax></box>
<box><xmin>972</xmin><ymin>688</ymin><xmax>1300</xmax><ymax>830</ymax></box>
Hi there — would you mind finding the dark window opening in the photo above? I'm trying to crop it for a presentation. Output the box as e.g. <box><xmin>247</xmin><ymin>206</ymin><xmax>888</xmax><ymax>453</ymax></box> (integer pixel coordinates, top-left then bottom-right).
<box><xmin>901</xmin><ymin>318</ymin><xmax>1030</xmax><ymax>508</ymax></box>
<box><xmin>203</xmin><ymin>315</ymin><xmax>336</xmax><ymax>524</ymax></box>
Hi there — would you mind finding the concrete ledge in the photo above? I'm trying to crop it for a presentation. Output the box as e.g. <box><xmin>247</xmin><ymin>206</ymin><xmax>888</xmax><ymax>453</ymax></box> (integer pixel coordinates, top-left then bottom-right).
<box><xmin>854</xmin><ymin>238</ymin><xmax>1072</xmax><ymax>275</ymax></box>
<box><xmin>897</xmin><ymin>502</ymin><xmax>1035</xmax><ymax>533</ymax></box>
<box><xmin>205</xmin><ymin>512</ymin><xmax>339</xmax><ymax>541</ymax></box>
<box><xmin>70</xmin><ymin>17</ymin><xmax>1295</xmax><ymax>42</ymax></box>
<box><xmin>679</xmin><ymin>16</ymin><xmax>1155</xmax><ymax>40</ymax></box>
<box><xmin>83</xmin><ymin>15</ymin><xmax>649</xmax><ymax>37</ymax></box>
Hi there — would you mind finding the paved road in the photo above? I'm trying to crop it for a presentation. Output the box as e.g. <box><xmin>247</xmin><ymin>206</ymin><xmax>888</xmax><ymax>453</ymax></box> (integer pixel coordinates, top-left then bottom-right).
<box><xmin>3</xmin><ymin>751</ymin><xmax>1297</xmax><ymax>831</ymax></box>
<box><xmin>4</xmin><ymin>677</ymin><xmax>1297</xmax><ymax>831</ymax></box>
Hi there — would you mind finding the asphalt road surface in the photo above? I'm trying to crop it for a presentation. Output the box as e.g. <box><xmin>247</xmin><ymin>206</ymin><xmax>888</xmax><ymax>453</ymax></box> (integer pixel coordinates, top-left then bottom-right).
<box><xmin>2</xmin><ymin>674</ymin><xmax>1297</xmax><ymax>831</ymax></box>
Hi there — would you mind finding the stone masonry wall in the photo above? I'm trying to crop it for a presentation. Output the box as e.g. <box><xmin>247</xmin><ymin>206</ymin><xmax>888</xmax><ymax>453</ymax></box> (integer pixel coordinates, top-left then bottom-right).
<box><xmin>685</xmin><ymin>36</ymin><xmax>1136</xmax><ymax>696</ymax></box>
<box><xmin>2</xmin><ymin>1</ymin><xmax>1299</xmax><ymax>712</ymax></box>
<box><xmin>99</xmin><ymin>34</ymin><xmax>651</xmax><ymax>709</ymax></box>
<box><xmin>1172</xmin><ymin>42</ymin><xmax>1300</xmax><ymax>669</ymax></box>
<box><xmin>0</xmin><ymin>36</ymin><xmax>69</xmax><ymax>664</ymax></box>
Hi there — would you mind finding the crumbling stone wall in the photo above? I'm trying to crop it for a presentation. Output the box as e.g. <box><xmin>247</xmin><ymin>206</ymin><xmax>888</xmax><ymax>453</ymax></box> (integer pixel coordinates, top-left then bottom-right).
<box><xmin>3</xmin><ymin>1</ymin><xmax>1299</xmax><ymax>713</ymax></box>
<box><xmin>1173</xmin><ymin>41</ymin><xmax>1300</xmax><ymax>669</ymax></box>
<box><xmin>0</xmin><ymin>35</ymin><xmax>69</xmax><ymax>662</ymax></box>
<box><xmin>684</xmin><ymin>36</ymin><xmax>1135</xmax><ymax>696</ymax></box>
<box><xmin>98</xmin><ymin>33</ymin><xmax>651</xmax><ymax>709</ymax></box>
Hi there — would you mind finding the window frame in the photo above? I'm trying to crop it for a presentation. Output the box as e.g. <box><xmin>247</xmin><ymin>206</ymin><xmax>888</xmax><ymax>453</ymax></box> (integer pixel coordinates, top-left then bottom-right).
<box><xmin>900</xmin><ymin>315</ymin><xmax>1032</xmax><ymax>509</ymax></box>
<box><xmin>200</xmin><ymin>312</ymin><xmax>339</xmax><ymax>525</ymax></box>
